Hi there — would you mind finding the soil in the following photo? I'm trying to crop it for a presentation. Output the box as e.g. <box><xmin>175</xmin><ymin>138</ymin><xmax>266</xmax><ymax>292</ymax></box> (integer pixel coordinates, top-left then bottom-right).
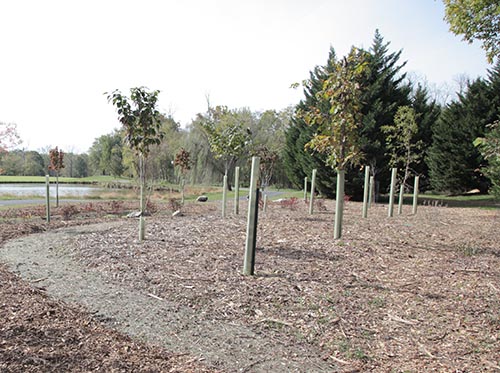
<box><xmin>0</xmin><ymin>199</ymin><xmax>499</xmax><ymax>372</ymax></box>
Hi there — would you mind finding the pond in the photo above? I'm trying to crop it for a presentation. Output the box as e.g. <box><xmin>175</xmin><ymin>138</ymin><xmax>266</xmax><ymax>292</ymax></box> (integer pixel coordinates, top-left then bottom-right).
<box><xmin>0</xmin><ymin>184</ymin><xmax>107</xmax><ymax>198</ymax></box>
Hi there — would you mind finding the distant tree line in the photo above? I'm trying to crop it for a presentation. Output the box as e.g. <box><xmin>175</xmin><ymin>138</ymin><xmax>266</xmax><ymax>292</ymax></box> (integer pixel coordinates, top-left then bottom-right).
<box><xmin>0</xmin><ymin>148</ymin><xmax>89</xmax><ymax>178</ymax></box>
<box><xmin>1</xmin><ymin>29</ymin><xmax>499</xmax><ymax>198</ymax></box>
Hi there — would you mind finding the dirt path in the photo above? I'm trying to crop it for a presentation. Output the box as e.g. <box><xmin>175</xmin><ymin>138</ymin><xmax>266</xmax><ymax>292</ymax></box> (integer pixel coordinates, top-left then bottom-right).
<box><xmin>0</xmin><ymin>222</ymin><xmax>334</xmax><ymax>372</ymax></box>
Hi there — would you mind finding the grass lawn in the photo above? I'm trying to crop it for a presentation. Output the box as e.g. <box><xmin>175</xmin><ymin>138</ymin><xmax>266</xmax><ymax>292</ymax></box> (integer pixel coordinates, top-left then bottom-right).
<box><xmin>419</xmin><ymin>192</ymin><xmax>498</xmax><ymax>208</ymax></box>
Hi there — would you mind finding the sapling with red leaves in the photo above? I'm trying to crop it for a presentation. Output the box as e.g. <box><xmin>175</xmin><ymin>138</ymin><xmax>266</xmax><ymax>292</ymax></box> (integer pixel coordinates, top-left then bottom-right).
<box><xmin>49</xmin><ymin>147</ymin><xmax>65</xmax><ymax>208</ymax></box>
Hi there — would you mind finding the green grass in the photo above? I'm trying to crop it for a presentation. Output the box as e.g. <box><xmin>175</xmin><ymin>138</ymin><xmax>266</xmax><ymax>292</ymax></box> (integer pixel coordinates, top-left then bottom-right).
<box><xmin>420</xmin><ymin>193</ymin><xmax>496</xmax><ymax>202</ymax></box>
<box><xmin>418</xmin><ymin>193</ymin><xmax>498</xmax><ymax>208</ymax></box>
<box><xmin>179</xmin><ymin>187</ymin><xmax>304</xmax><ymax>202</ymax></box>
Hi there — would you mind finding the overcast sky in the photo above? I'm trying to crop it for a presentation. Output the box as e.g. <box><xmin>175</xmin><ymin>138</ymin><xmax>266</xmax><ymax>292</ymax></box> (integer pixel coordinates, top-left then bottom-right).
<box><xmin>0</xmin><ymin>0</ymin><xmax>490</xmax><ymax>153</ymax></box>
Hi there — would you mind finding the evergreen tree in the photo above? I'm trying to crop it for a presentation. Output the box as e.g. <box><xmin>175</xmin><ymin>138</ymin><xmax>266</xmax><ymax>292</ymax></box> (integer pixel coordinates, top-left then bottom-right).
<box><xmin>410</xmin><ymin>83</ymin><xmax>442</xmax><ymax>190</ymax></box>
<box><xmin>283</xmin><ymin>49</ymin><xmax>338</xmax><ymax>197</ymax></box>
<box><xmin>428</xmin><ymin>78</ymin><xmax>491</xmax><ymax>193</ymax></box>
<box><xmin>284</xmin><ymin>31</ymin><xmax>414</xmax><ymax>198</ymax></box>
<box><xmin>355</xmin><ymin>30</ymin><xmax>412</xmax><ymax>195</ymax></box>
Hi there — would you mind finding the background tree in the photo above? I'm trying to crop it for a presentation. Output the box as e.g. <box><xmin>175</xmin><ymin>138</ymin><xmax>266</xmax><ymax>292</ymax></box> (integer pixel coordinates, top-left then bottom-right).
<box><xmin>443</xmin><ymin>0</ymin><xmax>500</xmax><ymax>63</ymax></box>
<box><xmin>199</xmin><ymin>105</ymin><xmax>251</xmax><ymax>189</ymax></box>
<box><xmin>284</xmin><ymin>47</ymin><xmax>339</xmax><ymax>197</ymax></box>
<box><xmin>0</xmin><ymin>122</ymin><xmax>21</xmax><ymax>174</ymax></box>
<box><xmin>107</xmin><ymin>87</ymin><xmax>163</xmax><ymax>241</ymax></box>
<box><xmin>49</xmin><ymin>146</ymin><xmax>65</xmax><ymax>207</ymax></box>
<box><xmin>382</xmin><ymin>106</ymin><xmax>422</xmax><ymax>190</ymax></box>
<box><xmin>427</xmin><ymin>78</ymin><xmax>491</xmax><ymax>193</ymax></box>
<box><xmin>0</xmin><ymin>150</ymin><xmax>24</xmax><ymax>175</ymax></box>
<box><xmin>252</xmin><ymin>145</ymin><xmax>279</xmax><ymax>191</ymax></box>
<box><xmin>146</xmin><ymin>115</ymin><xmax>183</xmax><ymax>182</ymax></box>
<box><xmin>23</xmin><ymin>151</ymin><xmax>45</xmax><ymax>176</ymax></box>
<box><xmin>409</xmin><ymin>84</ymin><xmax>442</xmax><ymax>190</ymax></box>
<box><xmin>88</xmin><ymin>131</ymin><xmax>124</xmax><ymax>177</ymax></box>
<box><xmin>474</xmin><ymin>121</ymin><xmax>500</xmax><ymax>197</ymax></box>
<box><xmin>299</xmin><ymin>46</ymin><xmax>368</xmax><ymax>238</ymax></box>
<box><xmin>356</xmin><ymin>30</ymin><xmax>411</xmax><ymax>196</ymax></box>
<box><xmin>285</xmin><ymin>31</ymin><xmax>414</xmax><ymax>199</ymax></box>
<box><xmin>74</xmin><ymin>154</ymin><xmax>89</xmax><ymax>178</ymax></box>
<box><xmin>251</xmin><ymin>108</ymin><xmax>293</xmax><ymax>188</ymax></box>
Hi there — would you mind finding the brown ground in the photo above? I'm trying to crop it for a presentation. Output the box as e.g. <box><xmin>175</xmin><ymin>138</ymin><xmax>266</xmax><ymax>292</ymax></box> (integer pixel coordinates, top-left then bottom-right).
<box><xmin>0</xmin><ymin>202</ymin><xmax>216</xmax><ymax>372</ymax></box>
<box><xmin>0</xmin><ymin>199</ymin><xmax>499</xmax><ymax>372</ymax></box>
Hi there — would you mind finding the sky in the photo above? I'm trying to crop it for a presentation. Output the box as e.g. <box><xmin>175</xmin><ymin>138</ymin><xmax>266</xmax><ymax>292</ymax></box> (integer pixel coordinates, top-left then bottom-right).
<box><xmin>0</xmin><ymin>0</ymin><xmax>491</xmax><ymax>153</ymax></box>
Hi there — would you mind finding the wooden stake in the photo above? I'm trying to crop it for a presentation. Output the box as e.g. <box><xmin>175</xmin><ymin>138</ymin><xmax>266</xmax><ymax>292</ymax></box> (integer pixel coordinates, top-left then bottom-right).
<box><xmin>234</xmin><ymin>166</ymin><xmax>240</xmax><ymax>215</ymax></box>
<box><xmin>334</xmin><ymin>170</ymin><xmax>345</xmax><ymax>239</ymax></box>
<box><xmin>55</xmin><ymin>172</ymin><xmax>59</xmax><ymax>208</ymax></box>
<box><xmin>181</xmin><ymin>178</ymin><xmax>185</xmax><ymax>204</ymax></box>
<box><xmin>309</xmin><ymin>169</ymin><xmax>317</xmax><ymax>215</ymax></box>
<box><xmin>139</xmin><ymin>152</ymin><xmax>146</xmax><ymax>241</ymax></box>
<box><xmin>412</xmin><ymin>175</ymin><xmax>419</xmax><ymax>215</ymax></box>
<box><xmin>263</xmin><ymin>194</ymin><xmax>268</xmax><ymax>213</ymax></box>
<box><xmin>304</xmin><ymin>176</ymin><xmax>308</xmax><ymax>202</ymax></box>
<box><xmin>362</xmin><ymin>166</ymin><xmax>370</xmax><ymax>218</ymax></box>
<box><xmin>398</xmin><ymin>184</ymin><xmax>404</xmax><ymax>215</ymax></box>
<box><xmin>45</xmin><ymin>175</ymin><xmax>50</xmax><ymax>224</ymax></box>
<box><xmin>243</xmin><ymin>157</ymin><xmax>260</xmax><ymax>276</ymax></box>
<box><xmin>139</xmin><ymin>216</ymin><xmax>145</xmax><ymax>241</ymax></box>
<box><xmin>368</xmin><ymin>175</ymin><xmax>374</xmax><ymax>207</ymax></box>
<box><xmin>222</xmin><ymin>174</ymin><xmax>227</xmax><ymax>218</ymax></box>
<box><xmin>388</xmin><ymin>168</ymin><xmax>397</xmax><ymax>217</ymax></box>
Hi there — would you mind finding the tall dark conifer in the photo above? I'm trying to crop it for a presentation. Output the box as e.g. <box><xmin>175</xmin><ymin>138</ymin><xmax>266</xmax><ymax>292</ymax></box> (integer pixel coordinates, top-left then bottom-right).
<box><xmin>284</xmin><ymin>31</ymin><xmax>414</xmax><ymax>198</ymax></box>
<box><xmin>410</xmin><ymin>84</ymin><xmax>441</xmax><ymax>190</ymax></box>
<box><xmin>283</xmin><ymin>48</ymin><xmax>338</xmax><ymax>196</ymax></box>
<box><xmin>350</xmin><ymin>30</ymin><xmax>412</xmax><ymax>196</ymax></box>
<box><xmin>428</xmin><ymin>78</ymin><xmax>491</xmax><ymax>193</ymax></box>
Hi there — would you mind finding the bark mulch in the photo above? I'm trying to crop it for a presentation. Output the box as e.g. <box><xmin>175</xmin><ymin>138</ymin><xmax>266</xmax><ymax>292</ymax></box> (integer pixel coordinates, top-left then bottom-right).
<box><xmin>1</xmin><ymin>199</ymin><xmax>499</xmax><ymax>372</ymax></box>
<box><xmin>0</xmin><ymin>202</ymin><xmax>216</xmax><ymax>372</ymax></box>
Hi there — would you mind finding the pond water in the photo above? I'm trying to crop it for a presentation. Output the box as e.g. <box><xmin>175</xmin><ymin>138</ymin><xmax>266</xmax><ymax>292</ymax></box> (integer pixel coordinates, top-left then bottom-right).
<box><xmin>0</xmin><ymin>184</ymin><xmax>106</xmax><ymax>198</ymax></box>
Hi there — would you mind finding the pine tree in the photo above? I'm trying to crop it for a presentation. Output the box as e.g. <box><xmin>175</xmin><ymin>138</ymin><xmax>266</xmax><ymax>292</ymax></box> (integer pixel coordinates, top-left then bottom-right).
<box><xmin>428</xmin><ymin>78</ymin><xmax>491</xmax><ymax>193</ymax></box>
<box><xmin>284</xmin><ymin>31</ymin><xmax>414</xmax><ymax>198</ymax></box>
<box><xmin>356</xmin><ymin>30</ymin><xmax>412</xmax><ymax>193</ymax></box>
<box><xmin>283</xmin><ymin>48</ymin><xmax>338</xmax><ymax>197</ymax></box>
<box><xmin>410</xmin><ymin>84</ymin><xmax>442</xmax><ymax>190</ymax></box>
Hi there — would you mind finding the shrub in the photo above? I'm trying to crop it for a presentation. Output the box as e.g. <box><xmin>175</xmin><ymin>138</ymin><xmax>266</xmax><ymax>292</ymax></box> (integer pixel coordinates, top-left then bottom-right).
<box><xmin>280</xmin><ymin>197</ymin><xmax>299</xmax><ymax>210</ymax></box>
<box><xmin>168</xmin><ymin>198</ymin><xmax>182</xmax><ymax>212</ymax></box>
<box><xmin>147</xmin><ymin>200</ymin><xmax>158</xmax><ymax>214</ymax></box>
<box><xmin>60</xmin><ymin>204</ymin><xmax>79</xmax><ymax>220</ymax></box>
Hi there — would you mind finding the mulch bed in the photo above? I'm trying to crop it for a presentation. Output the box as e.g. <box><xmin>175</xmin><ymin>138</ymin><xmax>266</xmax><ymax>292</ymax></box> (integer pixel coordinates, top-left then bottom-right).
<box><xmin>1</xmin><ymin>199</ymin><xmax>499</xmax><ymax>372</ymax></box>
<box><xmin>0</xmin><ymin>202</ymin><xmax>216</xmax><ymax>372</ymax></box>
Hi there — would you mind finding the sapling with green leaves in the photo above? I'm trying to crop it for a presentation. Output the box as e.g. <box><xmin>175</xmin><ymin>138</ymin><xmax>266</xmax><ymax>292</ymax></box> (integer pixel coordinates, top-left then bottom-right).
<box><xmin>298</xmin><ymin>47</ymin><xmax>368</xmax><ymax>238</ymax></box>
<box><xmin>382</xmin><ymin>106</ymin><xmax>422</xmax><ymax>194</ymax></box>
<box><xmin>107</xmin><ymin>87</ymin><xmax>163</xmax><ymax>241</ymax></box>
<box><xmin>474</xmin><ymin>120</ymin><xmax>500</xmax><ymax>197</ymax></box>
<box><xmin>200</xmin><ymin>105</ymin><xmax>251</xmax><ymax>190</ymax></box>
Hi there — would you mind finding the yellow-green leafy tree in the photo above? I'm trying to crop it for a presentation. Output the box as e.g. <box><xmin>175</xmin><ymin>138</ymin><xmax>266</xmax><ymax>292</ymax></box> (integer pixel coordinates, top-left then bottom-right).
<box><xmin>299</xmin><ymin>47</ymin><xmax>368</xmax><ymax>238</ymax></box>
<box><xmin>443</xmin><ymin>0</ymin><xmax>500</xmax><ymax>63</ymax></box>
